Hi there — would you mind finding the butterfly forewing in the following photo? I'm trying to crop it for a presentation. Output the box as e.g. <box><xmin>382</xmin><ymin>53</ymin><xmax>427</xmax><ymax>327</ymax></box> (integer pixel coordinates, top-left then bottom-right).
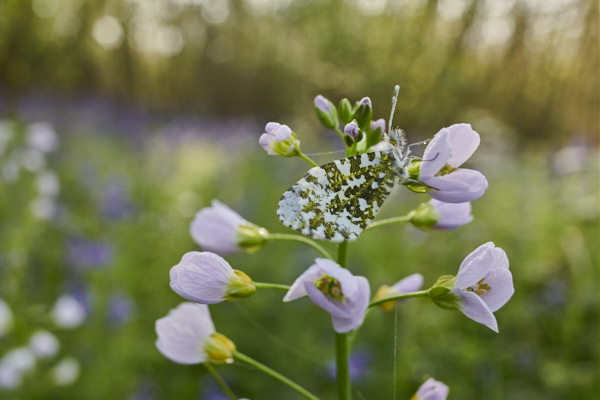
<box><xmin>277</xmin><ymin>151</ymin><xmax>397</xmax><ymax>242</ymax></box>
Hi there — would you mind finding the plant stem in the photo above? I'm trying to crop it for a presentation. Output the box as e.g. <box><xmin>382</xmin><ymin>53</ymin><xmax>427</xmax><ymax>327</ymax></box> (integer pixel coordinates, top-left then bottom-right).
<box><xmin>254</xmin><ymin>282</ymin><xmax>291</xmax><ymax>291</ymax></box>
<box><xmin>363</xmin><ymin>215</ymin><xmax>412</xmax><ymax>232</ymax></box>
<box><xmin>205</xmin><ymin>363</ymin><xmax>237</xmax><ymax>400</ymax></box>
<box><xmin>368</xmin><ymin>290</ymin><xmax>430</xmax><ymax>308</ymax></box>
<box><xmin>336</xmin><ymin>241</ymin><xmax>351</xmax><ymax>400</ymax></box>
<box><xmin>233</xmin><ymin>351</ymin><xmax>319</xmax><ymax>400</ymax></box>
<box><xmin>335</xmin><ymin>332</ymin><xmax>351</xmax><ymax>400</ymax></box>
<box><xmin>298</xmin><ymin>152</ymin><xmax>319</xmax><ymax>168</ymax></box>
<box><xmin>266</xmin><ymin>233</ymin><xmax>333</xmax><ymax>259</ymax></box>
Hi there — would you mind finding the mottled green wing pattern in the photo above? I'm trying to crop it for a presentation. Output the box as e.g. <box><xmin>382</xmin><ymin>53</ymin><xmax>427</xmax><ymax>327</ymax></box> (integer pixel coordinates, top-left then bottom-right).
<box><xmin>277</xmin><ymin>151</ymin><xmax>397</xmax><ymax>242</ymax></box>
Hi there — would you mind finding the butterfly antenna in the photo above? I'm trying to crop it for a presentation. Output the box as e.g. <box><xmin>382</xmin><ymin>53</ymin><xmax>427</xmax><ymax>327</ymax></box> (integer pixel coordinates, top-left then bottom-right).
<box><xmin>388</xmin><ymin>84</ymin><xmax>400</xmax><ymax>131</ymax></box>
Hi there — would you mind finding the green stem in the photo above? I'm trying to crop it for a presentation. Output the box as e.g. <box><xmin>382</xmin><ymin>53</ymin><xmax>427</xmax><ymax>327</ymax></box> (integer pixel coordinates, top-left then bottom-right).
<box><xmin>335</xmin><ymin>332</ymin><xmax>351</xmax><ymax>400</ymax></box>
<box><xmin>298</xmin><ymin>152</ymin><xmax>319</xmax><ymax>168</ymax></box>
<box><xmin>335</xmin><ymin>241</ymin><xmax>351</xmax><ymax>400</ymax></box>
<box><xmin>368</xmin><ymin>290</ymin><xmax>430</xmax><ymax>308</ymax></box>
<box><xmin>233</xmin><ymin>351</ymin><xmax>319</xmax><ymax>400</ymax></box>
<box><xmin>254</xmin><ymin>282</ymin><xmax>291</xmax><ymax>291</ymax></box>
<box><xmin>205</xmin><ymin>363</ymin><xmax>237</xmax><ymax>400</ymax></box>
<box><xmin>266</xmin><ymin>233</ymin><xmax>333</xmax><ymax>259</ymax></box>
<box><xmin>363</xmin><ymin>215</ymin><xmax>412</xmax><ymax>232</ymax></box>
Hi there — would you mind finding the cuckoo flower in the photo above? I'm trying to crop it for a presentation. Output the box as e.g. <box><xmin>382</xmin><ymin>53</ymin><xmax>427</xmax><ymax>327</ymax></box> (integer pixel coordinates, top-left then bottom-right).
<box><xmin>429</xmin><ymin>242</ymin><xmax>514</xmax><ymax>332</ymax></box>
<box><xmin>410</xmin><ymin>199</ymin><xmax>473</xmax><ymax>230</ymax></box>
<box><xmin>419</xmin><ymin>124</ymin><xmax>488</xmax><ymax>203</ymax></box>
<box><xmin>155</xmin><ymin>303</ymin><xmax>236</xmax><ymax>365</ymax></box>
<box><xmin>259</xmin><ymin>122</ymin><xmax>300</xmax><ymax>157</ymax></box>
<box><xmin>190</xmin><ymin>200</ymin><xmax>267</xmax><ymax>256</ymax></box>
<box><xmin>170</xmin><ymin>251</ymin><xmax>255</xmax><ymax>304</ymax></box>
<box><xmin>284</xmin><ymin>258</ymin><xmax>370</xmax><ymax>333</ymax></box>
<box><xmin>374</xmin><ymin>273</ymin><xmax>424</xmax><ymax>312</ymax></box>
<box><xmin>314</xmin><ymin>95</ymin><xmax>338</xmax><ymax>129</ymax></box>
<box><xmin>411</xmin><ymin>377</ymin><xmax>449</xmax><ymax>400</ymax></box>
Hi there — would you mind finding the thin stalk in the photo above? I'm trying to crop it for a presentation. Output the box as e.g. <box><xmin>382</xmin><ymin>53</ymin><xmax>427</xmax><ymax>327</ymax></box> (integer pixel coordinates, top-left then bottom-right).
<box><xmin>205</xmin><ymin>363</ymin><xmax>237</xmax><ymax>400</ymax></box>
<box><xmin>254</xmin><ymin>282</ymin><xmax>290</xmax><ymax>291</ymax></box>
<box><xmin>368</xmin><ymin>290</ymin><xmax>430</xmax><ymax>308</ymax></box>
<box><xmin>233</xmin><ymin>351</ymin><xmax>319</xmax><ymax>400</ymax></box>
<box><xmin>298</xmin><ymin>152</ymin><xmax>319</xmax><ymax>168</ymax></box>
<box><xmin>266</xmin><ymin>233</ymin><xmax>333</xmax><ymax>259</ymax></box>
<box><xmin>336</xmin><ymin>241</ymin><xmax>351</xmax><ymax>400</ymax></box>
<box><xmin>363</xmin><ymin>215</ymin><xmax>412</xmax><ymax>232</ymax></box>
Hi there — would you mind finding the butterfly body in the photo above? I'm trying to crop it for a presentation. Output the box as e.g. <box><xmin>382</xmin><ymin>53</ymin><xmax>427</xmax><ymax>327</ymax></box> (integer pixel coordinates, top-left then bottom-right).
<box><xmin>277</xmin><ymin>128</ymin><xmax>413</xmax><ymax>242</ymax></box>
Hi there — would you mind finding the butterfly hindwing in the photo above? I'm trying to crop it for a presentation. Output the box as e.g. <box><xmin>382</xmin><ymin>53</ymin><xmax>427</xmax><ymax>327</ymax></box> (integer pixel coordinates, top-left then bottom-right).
<box><xmin>277</xmin><ymin>151</ymin><xmax>397</xmax><ymax>242</ymax></box>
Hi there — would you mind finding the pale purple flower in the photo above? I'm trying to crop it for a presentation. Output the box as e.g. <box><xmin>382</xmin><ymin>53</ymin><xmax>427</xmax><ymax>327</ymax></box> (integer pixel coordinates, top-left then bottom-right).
<box><xmin>51</xmin><ymin>294</ymin><xmax>87</xmax><ymax>329</ymax></box>
<box><xmin>259</xmin><ymin>122</ymin><xmax>298</xmax><ymax>156</ymax></box>
<box><xmin>374</xmin><ymin>273</ymin><xmax>424</xmax><ymax>311</ymax></box>
<box><xmin>343</xmin><ymin>121</ymin><xmax>360</xmax><ymax>140</ymax></box>
<box><xmin>190</xmin><ymin>200</ymin><xmax>259</xmax><ymax>256</ymax></box>
<box><xmin>369</xmin><ymin>118</ymin><xmax>385</xmax><ymax>135</ymax></box>
<box><xmin>155</xmin><ymin>302</ymin><xmax>235</xmax><ymax>364</ymax></box>
<box><xmin>412</xmin><ymin>377</ymin><xmax>449</xmax><ymax>400</ymax></box>
<box><xmin>420</xmin><ymin>124</ymin><xmax>488</xmax><ymax>203</ymax></box>
<box><xmin>284</xmin><ymin>258</ymin><xmax>370</xmax><ymax>333</ymax></box>
<box><xmin>432</xmin><ymin>242</ymin><xmax>514</xmax><ymax>332</ymax></box>
<box><xmin>170</xmin><ymin>251</ymin><xmax>255</xmax><ymax>304</ymax></box>
<box><xmin>430</xmin><ymin>199</ymin><xmax>473</xmax><ymax>230</ymax></box>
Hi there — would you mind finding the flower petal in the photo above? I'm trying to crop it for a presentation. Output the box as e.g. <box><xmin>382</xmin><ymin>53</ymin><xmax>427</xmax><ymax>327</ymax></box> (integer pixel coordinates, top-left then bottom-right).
<box><xmin>283</xmin><ymin>265</ymin><xmax>321</xmax><ymax>302</ymax></box>
<box><xmin>430</xmin><ymin>199</ymin><xmax>473</xmax><ymax>230</ymax></box>
<box><xmin>445</xmin><ymin>124</ymin><xmax>480</xmax><ymax>168</ymax></box>
<box><xmin>169</xmin><ymin>252</ymin><xmax>233</xmax><ymax>304</ymax></box>
<box><xmin>421</xmin><ymin>129</ymin><xmax>451</xmax><ymax>178</ymax></box>
<box><xmin>424</xmin><ymin>168</ymin><xmax>488</xmax><ymax>203</ymax></box>
<box><xmin>455</xmin><ymin>290</ymin><xmax>498</xmax><ymax>332</ymax></box>
<box><xmin>190</xmin><ymin>200</ymin><xmax>246</xmax><ymax>256</ymax></box>
<box><xmin>455</xmin><ymin>242</ymin><xmax>496</xmax><ymax>289</ymax></box>
<box><xmin>331</xmin><ymin>277</ymin><xmax>370</xmax><ymax>333</ymax></box>
<box><xmin>480</xmin><ymin>266</ymin><xmax>514</xmax><ymax>312</ymax></box>
<box><xmin>155</xmin><ymin>303</ymin><xmax>215</xmax><ymax>364</ymax></box>
<box><xmin>392</xmin><ymin>273</ymin><xmax>424</xmax><ymax>294</ymax></box>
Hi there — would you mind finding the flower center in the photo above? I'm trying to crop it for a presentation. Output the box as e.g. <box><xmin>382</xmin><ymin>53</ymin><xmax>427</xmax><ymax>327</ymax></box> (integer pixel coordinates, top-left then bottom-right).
<box><xmin>315</xmin><ymin>274</ymin><xmax>344</xmax><ymax>301</ymax></box>
<box><xmin>438</xmin><ymin>163</ymin><xmax>458</xmax><ymax>176</ymax></box>
<box><xmin>466</xmin><ymin>278</ymin><xmax>491</xmax><ymax>296</ymax></box>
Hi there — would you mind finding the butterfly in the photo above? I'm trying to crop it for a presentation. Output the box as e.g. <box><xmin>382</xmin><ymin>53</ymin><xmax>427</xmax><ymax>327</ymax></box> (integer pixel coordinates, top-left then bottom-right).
<box><xmin>277</xmin><ymin>127</ymin><xmax>414</xmax><ymax>242</ymax></box>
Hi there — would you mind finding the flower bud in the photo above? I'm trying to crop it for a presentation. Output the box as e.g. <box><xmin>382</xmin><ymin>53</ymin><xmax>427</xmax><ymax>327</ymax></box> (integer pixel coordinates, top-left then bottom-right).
<box><xmin>314</xmin><ymin>95</ymin><xmax>339</xmax><ymax>129</ymax></box>
<box><xmin>343</xmin><ymin>121</ymin><xmax>362</xmax><ymax>144</ymax></box>
<box><xmin>353</xmin><ymin>97</ymin><xmax>373</xmax><ymax>131</ymax></box>
<box><xmin>338</xmin><ymin>98</ymin><xmax>354</xmax><ymax>124</ymax></box>
<box><xmin>224</xmin><ymin>270</ymin><xmax>256</xmax><ymax>301</ymax></box>
<box><xmin>409</xmin><ymin>202</ymin><xmax>439</xmax><ymax>229</ymax></box>
<box><xmin>235</xmin><ymin>222</ymin><xmax>269</xmax><ymax>253</ymax></box>
<box><xmin>259</xmin><ymin>122</ymin><xmax>301</xmax><ymax>157</ymax></box>
<box><xmin>366</xmin><ymin>118</ymin><xmax>385</xmax><ymax>148</ymax></box>
<box><xmin>204</xmin><ymin>332</ymin><xmax>236</xmax><ymax>364</ymax></box>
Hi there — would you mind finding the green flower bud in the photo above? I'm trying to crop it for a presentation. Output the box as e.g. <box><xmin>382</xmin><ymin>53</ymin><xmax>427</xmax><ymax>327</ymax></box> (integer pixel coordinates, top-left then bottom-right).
<box><xmin>338</xmin><ymin>98</ymin><xmax>354</xmax><ymax>124</ymax></box>
<box><xmin>225</xmin><ymin>270</ymin><xmax>256</xmax><ymax>301</ymax></box>
<box><xmin>353</xmin><ymin>97</ymin><xmax>373</xmax><ymax>131</ymax></box>
<box><xmin>204</xmin><ymin>332</ymin><xmax>236</xmax><ymax>364</ymax></box>
<box><xmin>235</xmin><ymin>222</ymin><xmax>269</xmax><ymax>253</ymax></box>
<box><xmin>428</xmin><ymin>275</ymin><xmax>459</xmax><ymax>310</ymax></box>
<box><xmin>409</xmin><ymin>202</ymin><xmax>440</xmax><ymax>229</ymax></box>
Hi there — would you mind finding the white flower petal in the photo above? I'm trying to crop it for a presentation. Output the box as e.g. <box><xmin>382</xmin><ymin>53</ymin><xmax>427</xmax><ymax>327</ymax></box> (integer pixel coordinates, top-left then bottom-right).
<box><xmin>190</xmin><ymin>200</ymin><xmax>246</xmax><ymax>256</ymax></box>
<box><xmin>424</xmin><ymin>169</ymin><xmax>488</xmax><ymax>203</ymax></box>
<box><xmin>455</xmin><ymin>242</ymin><xmax>496</xmax><ymax>289</ymax></box>
<box><xmin>331</xmin><ymin>277</ymin><xmax>370</xmax><ymax>333</ymax></box>
<box><xmin>155</xmin><ymin>303</ymin><xmax>215</xmax><ymax>364</ymax></box>
<box><xmin>421</xmin><ymin>129</ymin><xmax>451</xmax><ymax>178</ymax></box>
<box><xmin>392</xmin><ymin>273</ymin><xmax>424</xmax><ymax>294</ymax></box>
<box><xmin>431</xmin><ymin>200</ymin><xmax>473</xmax><ymax>230</ymax></box>
<box><xmin>445</xmin><ymin>123</ymin><xmax>480</xmax><ymax>168</ymax></box>
<box><xmin>283</xmin><ymin>265</ymin><xmax>321</xmax><ymax>302</ymax></box>
<box><xmin>480</xmin><ymin>267</ymin><xmax>514</xmax><ymax>312</ymax></box>
<box><xmin>169</xmin><ymin>252</ymin><xmax>234</xmax><ymax>304</ymax></box>
<box><xmin>455</xmin><ymin>290</ymin><xmax>498</xmax><ymax>332</ymax></box>
<box><xmin>415</xmin><ymin>377</ymin><xmax>449</xmax><ymax>400</ymax></box>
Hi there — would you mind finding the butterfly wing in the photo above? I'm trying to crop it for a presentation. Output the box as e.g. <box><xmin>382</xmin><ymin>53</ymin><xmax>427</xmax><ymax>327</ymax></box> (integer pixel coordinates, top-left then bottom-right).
<box><xmin>277</xmin><ymin>151</ymin><xmax>397</xmax><ymax>242</ymax></box>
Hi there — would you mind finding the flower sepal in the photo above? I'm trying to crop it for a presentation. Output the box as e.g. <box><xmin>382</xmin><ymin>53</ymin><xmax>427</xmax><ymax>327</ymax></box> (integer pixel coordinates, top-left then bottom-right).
<box><xmin>204</xmin><ymin>332</ymin><xmax>236</xmax><ymax>364</ymax></box>
<box><xmin>428</xmin><ymin>275</ymin><xmax>459</xmax><ymax>310</ymax></box>
<box><xmin>235</xmin><ymin>222</ymin><xmax>269</xmax><ymax>253</ymax></box>
<box><xmin>224</xmin><ymin>270</ymin><xmax>256</xmax><ymax>301</ymax></box>
<box><xmin>338</xmin><ymin>98</ymin><xmax>353</xmax><ymax>124</ymax></box>
<box><xmin>409</xmin><ymin>203</ymin><xmax>439</xmax><ymax>229</ymax></box>
<box><xmin>353</xmin><ymin>97</ymin><xmax>373</xmax><ymax>131</ymax></box>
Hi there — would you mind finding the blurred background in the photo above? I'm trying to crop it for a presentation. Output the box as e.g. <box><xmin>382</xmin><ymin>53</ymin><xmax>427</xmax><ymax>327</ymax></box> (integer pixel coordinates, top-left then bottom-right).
<box><xmin>0</xmin><ymin>0</ymin><xmax>598</xmax><ymax>399</ymax></box>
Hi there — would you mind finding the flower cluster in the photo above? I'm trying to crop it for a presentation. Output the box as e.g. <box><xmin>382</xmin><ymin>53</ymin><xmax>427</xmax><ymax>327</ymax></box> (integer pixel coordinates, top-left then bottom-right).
<box><xmin>153</xmin><ymin>88</ymin><xmax>514</xmax><ymax>399</ymax></box>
